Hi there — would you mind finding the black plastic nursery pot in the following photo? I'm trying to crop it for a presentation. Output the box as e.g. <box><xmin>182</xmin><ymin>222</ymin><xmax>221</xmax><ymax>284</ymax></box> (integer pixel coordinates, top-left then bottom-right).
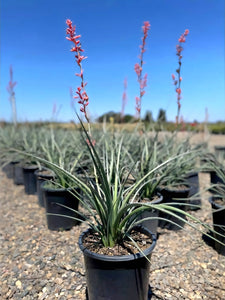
<box><xmin>42</xmin><ymin>182</ymin><xmax>80</xmax><ymax>231</ymax></box>
<box><xmin>35</xmin><ymin>168</ymin><xmax>55</xmax><ymax>207</ymax></box>
<box><xmin>2</xmin><ymin>161</ymin><xmax>18</xmax><ymax>179</ymax></box>
<box><xmin>214</xmin><ymin>145</ymin><xmax>225</xmax><ymax>161</ymax></box>
<box><xmin>14</xmin><ymin>163</ymin><xmax>24</xmax><ymax>185</ymax></box>
<box><xmin>209</xmin><ymin>196</ymin><xmax>225</xmax><ymax>256</ymax></box>
<box><xmin>185</xmin><ymin>172</ymin><xmax>201</xmax><ymax>210</ymax></box>
<box><xmin>79</xmin><ymin>226</ymin><xmax>156</xmax><ymax>300</ymax></box>
<box><xmin>23</xmin><ymin>165</ymin><xmax>39</xmax><ymax>195</ymax></box>
<box><xmin>2</xmin><ymin>162</ymin><xmax>14</xmax><ymax>178</ymax></box>
<box><xmin>139</xmin><ymin>193</ymin><xmax>163</xmax><ymax>236</ymax></box>
<box><xmin>157</xmin><ymin>185</ymin><xmax>190</xmax><ymax>231</ymax></box>
<box><xmin>210</xmin><ymin>170</ymin><xmax>224</xmax><ymax>186</ymax></box>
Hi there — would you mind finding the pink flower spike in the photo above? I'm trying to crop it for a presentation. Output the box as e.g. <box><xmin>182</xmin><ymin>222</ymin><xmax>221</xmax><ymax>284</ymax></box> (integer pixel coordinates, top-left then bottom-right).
<box><xmin>173</xmin><ymin>29</ymin><xmax>189</xmax><ymax>125</ymax></box>
<box><xmin>134</xmin><ymin>21</ymin><xmax>150</xmax><ymax>119</ymax></box>
<box><xmin>66</xmin><ymin>19</ymin><xmax>89</xmax><ymax>123</ymax></box>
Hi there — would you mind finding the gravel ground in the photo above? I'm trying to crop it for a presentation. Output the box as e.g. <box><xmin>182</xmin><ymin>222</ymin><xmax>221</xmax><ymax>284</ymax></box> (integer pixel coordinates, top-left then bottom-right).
<box><xmin>0</xmin><ymin>169</ymin><xmax>225</xmax><ymax>300</ymax></box>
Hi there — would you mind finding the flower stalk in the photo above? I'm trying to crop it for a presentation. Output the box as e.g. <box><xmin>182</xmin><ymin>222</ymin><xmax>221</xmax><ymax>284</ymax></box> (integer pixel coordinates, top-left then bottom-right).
<box><xmin>134</xmin><ymin>21</ymin><xmax>150</xmax><ymax>119</ymax></box>
<box><xmin>66</xmin><ymin>19</ymin><xmax>89</xmax><ymax>123</ymax></box>
<box><xmin>172</xmin><ymin>29</ymin><xmax>189</xmax><ymax>125</ymax></box>
<box><xmin>6</xmin><ymin>65</ymin><xmax>17</xmax><ymax>127</ymax></box>
<box><xmin>120</xmin><ymin>77</ymin><xmax>128</xmax><ymax>122</ymax></box>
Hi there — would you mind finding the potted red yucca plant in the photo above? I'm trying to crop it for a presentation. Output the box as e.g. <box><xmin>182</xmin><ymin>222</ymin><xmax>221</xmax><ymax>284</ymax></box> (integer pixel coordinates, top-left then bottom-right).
<box><xmin>63</xmin><ymin>19</ymin><xmax>216</xmax><ymax>300</ymax></box>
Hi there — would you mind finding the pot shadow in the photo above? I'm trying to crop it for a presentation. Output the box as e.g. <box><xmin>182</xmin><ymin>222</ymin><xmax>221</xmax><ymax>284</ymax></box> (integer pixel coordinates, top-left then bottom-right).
<box><xmin>202</xmin><ymin>231</ymin><xmax>215</xmax><ymax>249</ymax></box>
<box><xmin>148</xmin><ymin>285</ymin><xmax>164</xmax><ymax>299</ymax></box>
<box><xmin>202</xmin><ymin>230</ymin><xmax>225</xmax><ymax>256</ymax></box>
<box><xmin>85</xmin><ymin>285</ymin><xmax>164</xmax><ymax>300</ymax></box>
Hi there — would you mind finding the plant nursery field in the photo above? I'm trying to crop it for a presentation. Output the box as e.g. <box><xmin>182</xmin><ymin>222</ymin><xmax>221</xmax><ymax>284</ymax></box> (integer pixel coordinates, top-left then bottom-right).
<box><xmin>0</xmin><ymin>132</ymin><xmax>225</xmax><ymax>299</ymax></box>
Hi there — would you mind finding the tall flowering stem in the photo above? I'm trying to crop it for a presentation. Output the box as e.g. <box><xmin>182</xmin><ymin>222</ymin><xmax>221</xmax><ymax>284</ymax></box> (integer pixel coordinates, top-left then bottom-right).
<box><xmin>172</xmin><ymin>29</ymin><xmax>189</xmax><ymax>125</ymax></box>
<box><xmin>51</xmin><ymin>102</ymin><xmax>62</xmax><ymax>121</ymax></box>
<box><xmin>66</xmin><ymin>19</ymin><xmax>89</xmax><ymax>123</ymax></box>
<box><xmin>121</xmin><ymin>77</ymin><xmax>128</xmax><ymax>122</ymax></box>
<box><xmin>6</xmin><ymin>65</ymin><xmax>17</xmax><ymax>126</ymax></box>
<box><xmin>134</xmin><ymin>21</ymin><xmax>150</xmax><ymax>119</ymax></box>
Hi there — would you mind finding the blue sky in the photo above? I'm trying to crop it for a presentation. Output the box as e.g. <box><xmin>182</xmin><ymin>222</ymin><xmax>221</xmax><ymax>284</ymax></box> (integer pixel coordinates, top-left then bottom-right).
<box><xmin>0</xmin><ymin>0</ymin><xmax>224</xmax><ymax>123</ymax></box>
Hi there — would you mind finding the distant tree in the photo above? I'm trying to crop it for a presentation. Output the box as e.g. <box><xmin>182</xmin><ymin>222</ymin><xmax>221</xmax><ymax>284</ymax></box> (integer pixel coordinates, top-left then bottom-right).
<box><xmin>123</xmin><ymin>114</ymin><xmax>134</xmax><ymax>123</ymax></box>
<box><xmin>157</xmin><ymin>109</ymin><xmax>166</xmax><ymax>123</ymax></box>
<box><xmin>97</xmin><ymin>112</ymin><xmax>136</xmax><ymax>123</ymax></box>
<box><xmin>144</xmin><ymin>110</ymin><xmax>154</xmax><ymax>123</ymax></box>
<box><xmin>97</xmin><ymin>111</ymin><xmax>121</xmax><ymax>123</ymax></box>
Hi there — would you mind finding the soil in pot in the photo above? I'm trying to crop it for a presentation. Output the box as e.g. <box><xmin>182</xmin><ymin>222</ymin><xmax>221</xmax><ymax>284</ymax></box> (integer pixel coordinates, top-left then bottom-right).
<box><xmin>138</xmin><ymin>193</ymin><xmax>163</xmax><ymax>236</ymax></box>
<box><xmin>23</xmin><ymin>165</ymin><xmax>39</xmax><ymax>195</ymax></box>
<box><xmin>79</xmin><ymin>226</ymin><xmax>156</xmax><ymax>300</ymax></box>
<box><xmin>35</xmin><ymin>168</ymin><xmax>55</xmax><ymax>207</ymax></box>
<box><xmin>157</xmin><ymin>185</ymin><xmax>190</xmax><ymax>231</ymax></box>
<box><xmin>209</xmin><ymin>196</ymin><xmax>225</xmax><ymax>256</ymax></box>
<box><xmin>42</xmin><ymin>182</ymin><xmax>80</xmax><ymax>231</ymax></box>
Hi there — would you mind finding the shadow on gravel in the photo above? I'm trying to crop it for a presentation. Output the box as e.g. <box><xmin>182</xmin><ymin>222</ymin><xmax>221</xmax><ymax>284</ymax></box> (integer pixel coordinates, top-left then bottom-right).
<box><xmin>85</xmin><ymin>285</ymin><xmax>164</xmax><ymax>300</ymax></box>
<box><xmin>202</xmin><ymin>231</ymin><xmax>215</xmax><ymax>249</ymax></box>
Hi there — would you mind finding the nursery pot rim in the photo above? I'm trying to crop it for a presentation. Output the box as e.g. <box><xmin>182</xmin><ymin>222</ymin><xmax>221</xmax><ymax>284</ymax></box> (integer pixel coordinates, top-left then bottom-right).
<box><xmin>141</xmin><ymin>192</ymin><xmax>163</xmax><ymax>204</ymax></box>
<box><xmin>209</xmin><ymin>195</ymin><xmax>225</xmax><ymax>209</ymax></box>
<box><xmin>40</xmin><ymin>181</ymin><xmax>77</xmax><ymax>192</ymax></box>
<box><xmin>78</xmin><ymin>225</ymin><xmax>156</xmax><ymax>262</ymax></box>
<box><xmin>34</xmin><ymin>168</ymin><xmax>55</xmax><ymax>179</ymax></box>
<box><xmin>214</xmin><ymin>145</ymin><xmax>225</xmax><ymax>151</ymax></box>
<box><xmin>185</xmin><ymin>171</ymin><xmax>198</xmax><ymax>178</ymax></box>
<box><xmin>22</xmin><ymin>164</ymin><xmax>39</xmax><ymax>170</ymax></box>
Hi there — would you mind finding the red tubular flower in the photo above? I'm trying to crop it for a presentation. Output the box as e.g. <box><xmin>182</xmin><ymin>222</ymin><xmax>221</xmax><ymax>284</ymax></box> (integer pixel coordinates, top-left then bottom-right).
<box><xmin>134</xmin><ymin>63</ymin><xmax>141</xmax><ymax>77</ymax></box>
<box><xmin>176</xmin><ymin>88</ymin><xmax>181</xmax><ymax>94</ymax></box>
<box><xmin>134</xmin><ymin>21</ymin><xmax>150</xmax><ymax>119</ymax></box>
<box><xmin>66</xmin><ymin>19</ymin><xmax>89</xmax><ymax>122</ymax></box>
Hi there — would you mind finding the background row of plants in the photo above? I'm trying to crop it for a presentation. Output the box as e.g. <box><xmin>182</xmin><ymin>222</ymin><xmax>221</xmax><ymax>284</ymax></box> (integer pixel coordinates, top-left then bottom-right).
<box><xmin>0</xmin><ymin>122</ymin><xmax>214</xmax><ymax>197</ymax></box>
<box><xmin>1</xmin><ymin>120</ymin><xmax>225</xmax><ymax>134</ymax></box>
